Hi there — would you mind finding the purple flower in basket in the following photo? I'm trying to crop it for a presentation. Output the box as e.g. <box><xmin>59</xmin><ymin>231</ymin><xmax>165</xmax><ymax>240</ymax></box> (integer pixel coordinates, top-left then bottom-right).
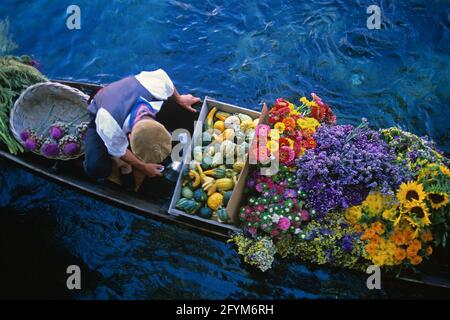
<box><xmin>24</xmin><ymin>139</ymin><xmax>37</xmax><ymax>151</ymax></box>
<box><xmin>58</xmin><ymin>135</ymin><xmax>81</xmax><ymax>156</ymax></box>
<box><xmin>20</xmin><ymin>128</ymin><xmax>34</xmax><ymax>142</ymax></box>
<box><xmin>23</xmin><ymin>133</ymin><xmax>42</xmax><ymax>151</ymax></box>
<box><xmin>49</xmin><ymin>122</ymin><xmax>68</xmax><ymax>140</ymax></box>
<box><xmin>40</xmin><ymin>138</ymin><xmax>59</xmax><ymax>157</ymax></box>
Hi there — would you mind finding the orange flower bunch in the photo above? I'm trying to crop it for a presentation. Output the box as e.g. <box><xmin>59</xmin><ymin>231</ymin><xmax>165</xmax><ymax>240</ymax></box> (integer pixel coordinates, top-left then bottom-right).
<box><xmin>346</xmin><ymin>192</ymin><xmax>434</xmax><ymax>268</ymax></box>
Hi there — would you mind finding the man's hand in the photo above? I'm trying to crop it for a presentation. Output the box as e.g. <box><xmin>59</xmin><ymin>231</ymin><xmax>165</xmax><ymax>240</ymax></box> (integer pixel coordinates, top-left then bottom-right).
<box><xmin>141</xmin><ymin>163</ymin><xmax>164</xmax><ymax>177</ymax></box>
<box><xmin>177</xmin><ymin>94</ymin><xmax>201</xmax><ymax>113</ymax></box>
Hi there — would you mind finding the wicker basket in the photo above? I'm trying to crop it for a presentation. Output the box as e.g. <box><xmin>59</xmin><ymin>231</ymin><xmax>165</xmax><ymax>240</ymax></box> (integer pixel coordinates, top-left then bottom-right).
<box><xmin>10</xmin><ymin>81</ymin><xmax>90</xmax><ymax>160</ymax></box>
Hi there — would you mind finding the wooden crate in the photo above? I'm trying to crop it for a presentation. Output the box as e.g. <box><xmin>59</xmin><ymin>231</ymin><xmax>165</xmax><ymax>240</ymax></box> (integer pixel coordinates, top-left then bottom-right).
<box><xmin>168</xmin><ymin>96</ymin><xmax>264</xmax><ymax>231</ymax></box>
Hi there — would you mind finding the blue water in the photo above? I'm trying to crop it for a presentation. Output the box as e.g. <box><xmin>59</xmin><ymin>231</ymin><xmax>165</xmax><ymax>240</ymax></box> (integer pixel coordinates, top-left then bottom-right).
<box><xmin>1</xmin><ymin>0</ymin><xmax>449</xmax><ymax>299</ymax></box>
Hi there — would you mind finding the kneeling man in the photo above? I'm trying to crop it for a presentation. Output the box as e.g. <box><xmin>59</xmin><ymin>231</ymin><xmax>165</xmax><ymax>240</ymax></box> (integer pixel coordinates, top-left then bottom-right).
<box><xmin>84</xmin><ymin>69</ymin><xmax>200</xmax><ymax>189</ymax></box>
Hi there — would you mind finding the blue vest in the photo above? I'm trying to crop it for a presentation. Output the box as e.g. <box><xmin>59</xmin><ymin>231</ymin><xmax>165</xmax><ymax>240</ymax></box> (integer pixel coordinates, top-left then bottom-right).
<box><xmin>87</xmin><ymin>76</ymin><xmax>155</xmax><ymax>127</ymax></box>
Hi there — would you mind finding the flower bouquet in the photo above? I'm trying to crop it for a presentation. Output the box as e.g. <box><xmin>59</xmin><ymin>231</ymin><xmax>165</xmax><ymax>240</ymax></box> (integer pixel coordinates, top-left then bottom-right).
<box><xmin>230</xmin><ymin>94</ymin><xmax>450</xmax><ymax>273</ymax></box>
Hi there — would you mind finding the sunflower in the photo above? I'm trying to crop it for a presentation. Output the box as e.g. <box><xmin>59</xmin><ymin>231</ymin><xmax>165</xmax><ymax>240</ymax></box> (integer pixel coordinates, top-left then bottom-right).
<box><xmin>440</xmin><ymin>165</ymin><xmax>450</xmax><ymax>178</ymax></box>
<box><xmin>426</xmin><ymin>246</ymin><xmax>433</xmax><ymax>256</ymax></box>
<box><xmin>404</xmin><ymin>200</ymin><xmax>431</xmax><ymax>226</ymax></box>
<box><xmin>397</xmin><ymin>181</ymin><xmax>426</xmax><ymax>204</ymax></box>
<box><xmin>427</xmin><ymin>192</ymin><xmax>448</xmax><ymax>210</ymax></box>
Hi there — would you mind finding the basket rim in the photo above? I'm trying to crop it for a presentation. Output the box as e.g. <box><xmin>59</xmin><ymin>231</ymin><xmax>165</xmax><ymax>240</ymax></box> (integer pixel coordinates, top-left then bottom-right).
<box><xmin>10</xmin><ymin>81</ymin><xmax>90</xmax><ymax>160</ymax></box>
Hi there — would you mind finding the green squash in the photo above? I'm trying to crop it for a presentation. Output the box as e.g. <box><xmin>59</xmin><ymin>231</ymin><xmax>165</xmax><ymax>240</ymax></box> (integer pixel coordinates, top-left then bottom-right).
<box><xmin>202</xmin><ymin>156</ymin><xmax>213</xmax><ymax>170</ymax></box>
<box><xmin>223</xmin><ymin>191</ymin><xmax>233</xmax><ymax>206</ymax></box>
<box><xmin>202</xmin><ymin>131</ymin><xmax>213</xmax><ymax>146</ymax></box>
<box><xmin>176</xmin><ymin>198</ymin><xmax>200</xmax><ymax>214</ymax></box>
<box><xmin>181</xmin><ymin>186</ymin><xmax>194</xmax><ymax>199</ymax></box>
<box><xmin>198</xmin><ymin>207</ymin><xmax>213</xmax><ymax>219</ymax></box>
<box><xmin>216</xmin><ymin>207</ymin><xmax>229</xmax><ymax>223</ymax></box>
<box><xmin>193</xmin><ymin>189</ymin><xmax>208</xmax><ymax>203</ymax></box>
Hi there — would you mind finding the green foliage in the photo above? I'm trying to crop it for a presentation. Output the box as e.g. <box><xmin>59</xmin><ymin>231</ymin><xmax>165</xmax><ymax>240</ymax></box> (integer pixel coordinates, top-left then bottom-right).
<box><xmin>0</xmin><ymin>55</ymin><xmax>47</xmax><ymax>154</ymax></box>
<box><xmin>228</xmin><ymin>233</ymin><xmax>277</xmax><ymax>272</ymax></box>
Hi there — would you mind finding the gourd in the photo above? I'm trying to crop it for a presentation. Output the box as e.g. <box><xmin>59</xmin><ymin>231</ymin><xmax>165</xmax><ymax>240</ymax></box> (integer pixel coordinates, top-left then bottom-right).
<box><xmin>198</xmin><ymin>207</ymin><xmax>213</xmax><ymax>219</ymax></box>
<box><xmin>213</xmin><ymin>129</ymin><xmax>235</xmax><ymax>143</ymax></box>
<box><xmin>202</xmin><ymin>131</ymin><xmax>213</xmax><ymax>146</ymax></box>
<box><xmin>189</xmin><ymin>160</ymin><xmax>200</xmax><ymax>170</ymax></box>
<box><xmin>201</xmin><ymin>157</ymin><xmax>212</xmax><ymax>170</ymax></box>
<box><xmin>240</xmin><ymin>120</ymin><xmax>254</xmax><ymax>133</ymax></box>
<box><xmin>215</xmin><ymin>111</ymin><xmax>231</xmax><ymax>121</ymax></box>
<box><xmin>236</xmin><ymin>142</ymin><xmax>248</xmax><ymax>157</ymax></box>
<box><xmin>204</xmin><ymin>107</ymin><xmax>217</xmax><ymax>132</ymax></box>
<box><xmin>188</xmin><ymin>170</ymin><xmax>201</xmax><ymax>188</ymax></box>
<box><xmin>197</xmin><ymin>164</ymin><xmax>217</xmax><ymax>195</ymax></box>
<box><xmin>216</xmin><ymin>207</ymin><xmax>229</xmax><ymax>223</ymax></box>
<box><xmin>193</xmin><ymin>146</ymin><xmax>203</xmax><ymax>162</ymax></box>
<box><xmin>216</xmin><ymin>178</ymin><xmax>234</xmax><ymax>192</ymax></box>
<box><xmin>211</xmin><ymin>152</ymin><xmax>223</xmax><ymax>167</ymax></box>
<box><xmin>223</xmin><ymin>191</ymin><xmax>233</xmax><ymax>206</ymax></box>
<box><xmin>193</xmin><ymin>189</ymin><xmax>208</xmax><ymax>202</ymax></box>
<box><xmin>213</xmin><ymin>121</ymin><xmax>225</xmax><ymax>132</ymax></box>
<box><xmin>233</xmin><ymin>161</ymin><xmax>244</xmax><ymax>173</ymax></box>
<box><xmin>176</xmin><ymin>198</ymin><xmax>201</xmax><ymax>214</ymax></box>
<box><xmin>181</xmin><ymin>186</ymin><xmax>194</xmax><ymax>199</ymax></box>
<box><xmin>203</xmin><ymin>167</ymin><xmax>226</xmax><ymax>178</ymax></box>
<box><xmin>224</xmin><ymin>115</ymin><xmax>240</xmax><ymax>130</ymax></box>
<box><xmin>207</xmin><ymin>192</ymin><xmax>223</xmax><ymax>211</ymax></box>
<box><xmin>237</xmin><ymin>113</ymin><xmax>253</xmax><ymax>123</ymax></box>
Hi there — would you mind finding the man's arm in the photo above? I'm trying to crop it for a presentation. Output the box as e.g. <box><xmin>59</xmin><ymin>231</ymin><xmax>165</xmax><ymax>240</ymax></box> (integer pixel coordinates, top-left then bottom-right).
<box><xmin>172</xmin><ymin>86</ymin><xmax>201</xmax><ymax>113</ymax></box>
<box><xmin>121</xmin><ymin>149</ymin><xmax>164</xmax><ymax>177</ymax></box>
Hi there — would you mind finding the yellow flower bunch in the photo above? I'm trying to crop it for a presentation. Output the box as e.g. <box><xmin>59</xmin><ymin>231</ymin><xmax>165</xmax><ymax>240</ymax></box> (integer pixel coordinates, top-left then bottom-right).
<box><xmin>345</xmin><ymin>190</ymin><xmax>434</xmax><ymax>268</ymax></box>
<box><xmin>296</xmin><ymin>117</ymin><xmax>320</xmax><ymax>132</ymax></box>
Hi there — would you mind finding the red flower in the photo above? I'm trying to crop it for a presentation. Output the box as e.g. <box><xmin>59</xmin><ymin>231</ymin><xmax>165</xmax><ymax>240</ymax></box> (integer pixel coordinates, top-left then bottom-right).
<box><xmin>282</xmin><ymin>117</ymin><xmax>296</xmax><ymax>131</ymax></box>
<box><xmin>279</xmin><ymin>146</ymin><xmax>295</xmax><ymax>164</ymax></box>
<box><xmin>294</xmin><ymin>141</ymin><xmax>304</xmax><ymax>157</ymax></box>
<box><xmin>279</xmin><ymin>137</ymin><xmax>291</xmax><ymax>148</ymax></box>
<box><xmin>311</xmin><ymin>93</ymin><xmax>336</xmax><ymax>124</ymax></box>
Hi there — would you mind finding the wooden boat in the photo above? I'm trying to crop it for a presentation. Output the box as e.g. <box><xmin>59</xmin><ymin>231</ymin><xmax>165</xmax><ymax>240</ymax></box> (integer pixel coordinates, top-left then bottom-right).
<box><xmin>1</xmin><ymin>79</ymin><xmax>449</xmax><ymax>292</ymax></box>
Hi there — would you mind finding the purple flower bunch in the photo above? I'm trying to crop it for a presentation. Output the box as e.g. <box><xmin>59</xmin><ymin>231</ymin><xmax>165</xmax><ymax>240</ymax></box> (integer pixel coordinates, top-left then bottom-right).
<box><xmin>296</xmin><ymin>124</ymin><xmax>411</xmax><ymax>215</ymax></box>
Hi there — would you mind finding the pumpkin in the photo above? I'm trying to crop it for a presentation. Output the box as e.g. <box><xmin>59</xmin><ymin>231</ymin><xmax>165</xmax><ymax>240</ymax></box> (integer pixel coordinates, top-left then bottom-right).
<box><xmin>216</xmin><ymin>207</ymin><xmax>229</xmax><ymax>223</ymax></box>
<box><xmin>198</xmin><ymin>207</ymin><xmax>213</xmax><ymax>219</ymax></box>
<box><xmin>193</xmin><ymin>189</ymin><xmax>208</xmax><ymax>203</ymax></box>
<box><xmin>207</xmin><ymin>192</ymin><xmax>223</xmax><ymax>211</ymax></box>
<box><xmin>181</xmin><ymin>186</ymin><xmax>194</xmax><ymax>199</ymax></box>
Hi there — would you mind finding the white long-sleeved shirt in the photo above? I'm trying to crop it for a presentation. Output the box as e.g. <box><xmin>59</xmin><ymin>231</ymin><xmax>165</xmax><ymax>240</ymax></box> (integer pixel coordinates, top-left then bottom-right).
<box><xmin>95</xmin><ymin>69</ymin><xmax>174</xmax><ymax>157</ymax></box>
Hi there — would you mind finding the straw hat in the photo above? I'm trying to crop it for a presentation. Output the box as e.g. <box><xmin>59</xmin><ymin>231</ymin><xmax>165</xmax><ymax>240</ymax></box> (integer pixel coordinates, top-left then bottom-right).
<box><xmin>130</xmin><ymin>118</ymin><xmax>172</xmax><ymax>190</ymax></box>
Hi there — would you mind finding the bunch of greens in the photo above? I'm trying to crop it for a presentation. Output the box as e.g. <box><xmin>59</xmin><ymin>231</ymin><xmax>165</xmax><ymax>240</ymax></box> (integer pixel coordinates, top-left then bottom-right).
<box><xmin>0</xmin><ymin>55</ymin><xmax>47</xmax><ymax>154</ymax></box>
